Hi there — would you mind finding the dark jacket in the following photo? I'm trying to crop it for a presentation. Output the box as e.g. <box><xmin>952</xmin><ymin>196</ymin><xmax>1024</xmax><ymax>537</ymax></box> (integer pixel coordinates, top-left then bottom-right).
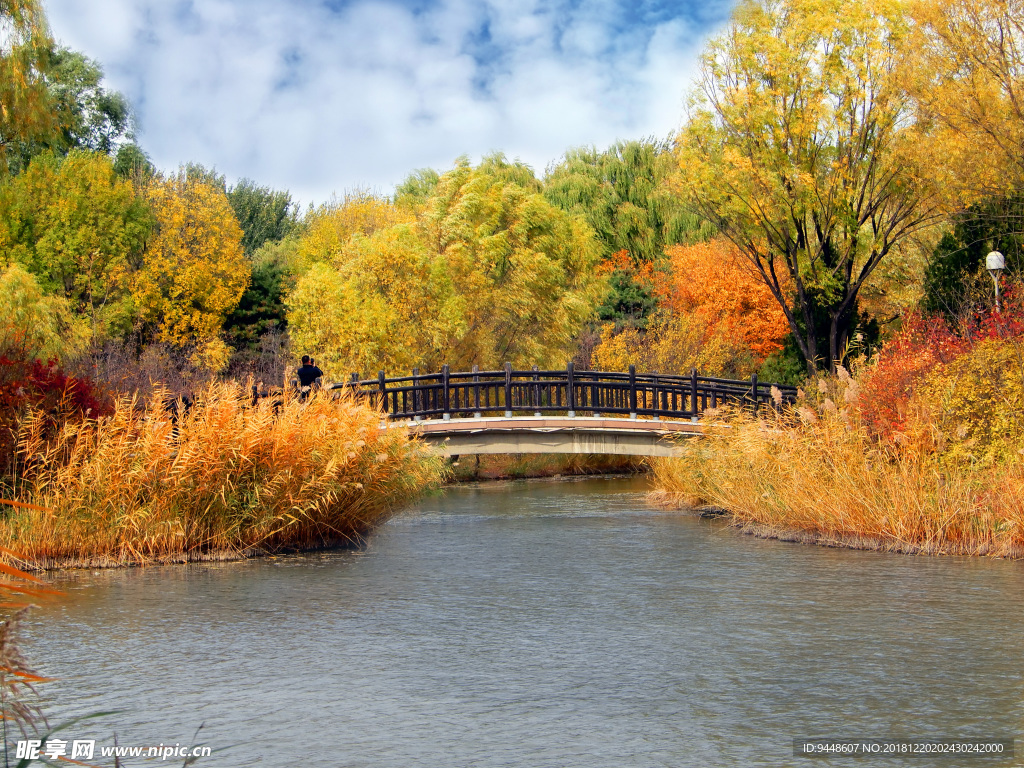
<box><xmin>297</xmin><ymin>364</ymin><xmax>324</xmax><ymax>387</ymax></box>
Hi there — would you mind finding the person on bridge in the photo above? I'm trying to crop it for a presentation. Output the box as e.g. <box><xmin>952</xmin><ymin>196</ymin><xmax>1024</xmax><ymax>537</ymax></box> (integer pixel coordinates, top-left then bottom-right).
<box><xmin>296</xmin><ymin>355</ymin><xmax>324</xmax><ymax>399</ymax></box>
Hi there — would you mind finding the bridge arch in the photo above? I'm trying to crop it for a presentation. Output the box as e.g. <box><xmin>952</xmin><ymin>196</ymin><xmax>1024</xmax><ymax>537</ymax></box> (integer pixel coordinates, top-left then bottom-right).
<box><xmin>325</xmin><ymin>364</ymin><xmax>796</xmax><ymax>458</ymax></box>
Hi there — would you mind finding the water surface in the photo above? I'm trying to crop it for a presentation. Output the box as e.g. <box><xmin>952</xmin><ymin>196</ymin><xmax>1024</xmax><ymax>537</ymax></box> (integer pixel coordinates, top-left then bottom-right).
<box><xmin>25</xmin><ymin>477</ymin><xmax>1024</xmax><ymax>766</ymax></box>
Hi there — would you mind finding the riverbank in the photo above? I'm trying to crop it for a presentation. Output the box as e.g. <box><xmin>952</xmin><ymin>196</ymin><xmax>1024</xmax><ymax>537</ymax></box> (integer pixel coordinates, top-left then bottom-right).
<box><xmin>1</xmin><ymin>383</ymin><xmax>445</xmax><ymax>569</ymax></box>
<box><xmin>649</xmin><ymin>407</ymin><xmax>1024</xmax><ymax>559</ymax></box>
<box><xmin>651</xmin><ymin>311</ymin><xmax>1024</xmax><ymax>559</ymax></box>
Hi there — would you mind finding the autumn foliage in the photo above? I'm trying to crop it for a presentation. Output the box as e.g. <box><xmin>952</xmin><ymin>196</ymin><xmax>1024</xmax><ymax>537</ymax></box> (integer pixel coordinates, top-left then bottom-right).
<box><xmin>652</xmin><ymin>295</ymin><xmax>1024</xmax><ymax>557</ymax></box>
<box><xmin>592</xmin><ymin>239</ymin><xmax>790</xmax><ymax>376</ymax></box>
<box><xmin>136</xmin><ymin>172</ymin><xmax>249</xmax><ymax>350</ymax></box>
<box><xmin>855</xmin><ymin>312</ymin><xmax>966</xmax><ymax>440</ymax></box>
<box><xmin>656</xmin><ymin>241</ymin><xmax>790</xmax><ymax>358</ymax></box>
<box><xmin>0</xmin><ymin>349</ymin><xmax>112</xmax><ymax>480</ymax></box>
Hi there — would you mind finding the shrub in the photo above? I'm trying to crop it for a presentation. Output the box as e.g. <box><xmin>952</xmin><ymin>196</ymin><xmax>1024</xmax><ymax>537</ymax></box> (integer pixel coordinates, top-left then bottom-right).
<box><xmin>0</xmin><ymin>351</ymin><xmax>113</xmax><ymax>481</ymax></box>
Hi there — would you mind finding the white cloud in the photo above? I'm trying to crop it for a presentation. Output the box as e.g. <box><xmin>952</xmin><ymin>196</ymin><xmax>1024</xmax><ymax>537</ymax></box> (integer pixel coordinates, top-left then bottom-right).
<box><xmin>44</xmin><ymin>0</ymin><xmax>735</xmax><ymax>206</ymax></box>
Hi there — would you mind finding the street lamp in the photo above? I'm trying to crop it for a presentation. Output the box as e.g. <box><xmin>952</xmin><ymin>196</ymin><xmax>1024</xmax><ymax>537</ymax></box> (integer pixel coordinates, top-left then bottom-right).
<box><xmin>987</xmin><ymin>250</ymin><xmax>1005</xmax><ymax>313</ymax></box>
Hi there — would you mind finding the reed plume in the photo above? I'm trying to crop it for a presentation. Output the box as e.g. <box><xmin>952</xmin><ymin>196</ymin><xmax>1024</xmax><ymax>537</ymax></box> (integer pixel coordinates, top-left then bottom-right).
<box><xmin>2</xmin><ymin>382</ymin><xmax>444</xmax><ymax>567</ymax></box>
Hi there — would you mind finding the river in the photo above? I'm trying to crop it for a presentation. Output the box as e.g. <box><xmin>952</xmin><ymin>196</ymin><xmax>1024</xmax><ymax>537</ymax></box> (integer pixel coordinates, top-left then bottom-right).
<box><xmin>22</xmin><ymin>477</ymin><xmax>1024</xmax><ymax>767</ymax></box>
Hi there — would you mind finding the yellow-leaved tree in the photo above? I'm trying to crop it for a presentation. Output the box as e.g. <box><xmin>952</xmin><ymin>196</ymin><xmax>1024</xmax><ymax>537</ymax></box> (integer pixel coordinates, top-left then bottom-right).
<box><xmin>0</xmin><ymin>263</ymin><xmax>87</xmax><ymax>361</ymax></box>
<box><xmin>904</xmin><ymin>0</ymin><xmax>1024</xmax><ymax>200</ymax></box>
<box><xmin>135</xmin><ymin>171</ymin><xmax>248</xmax><ymax>360</ymax></box>
<box><xmin>0</xmin><ymin>150</ymin><xmax>152</xmax><ymax>340</ymax></box>
<box><xmin>0</xmin><ymin>0</ymin><xmax>57</xmax><ymax>176</ymax></box>
<box><xmin>296</xmin><ymin>190</ymin><xmax>414</xmax><ymax>272</ymax></box>
<box><xmin>677</xmin><ymin>0</ymin><xmax>942</xmax><ymax>373</ymax></box>
<box><xmin>287</xmin><ymin>157</ymin><xmax>606</xmax><ymax>377</ymax></box>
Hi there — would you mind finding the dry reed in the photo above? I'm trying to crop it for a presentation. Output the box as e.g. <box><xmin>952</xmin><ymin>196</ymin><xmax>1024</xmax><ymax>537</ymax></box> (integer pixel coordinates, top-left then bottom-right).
<box><xmin>1</xmin><ymin>382</ymin><xmax>445</xmax><ymax>568</ymax></box>
<box><xmin>650</xmin><ymin>408</ymin><xmax>1024</xmax><ymax>557</ymax></box>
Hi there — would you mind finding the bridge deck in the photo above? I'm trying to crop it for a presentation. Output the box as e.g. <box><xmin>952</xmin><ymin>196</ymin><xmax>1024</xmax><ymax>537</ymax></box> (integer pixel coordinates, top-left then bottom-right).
<box><xmin>401</xmin><ymin>416</ymin><xmax>703</xmax><ymax>457</ymax></box>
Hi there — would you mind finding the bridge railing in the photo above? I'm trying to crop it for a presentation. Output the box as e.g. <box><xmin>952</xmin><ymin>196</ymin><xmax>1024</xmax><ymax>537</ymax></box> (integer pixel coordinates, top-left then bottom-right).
<box><xmin>326</xmin><ymin>364</ymin><xmax>797</xmax><ymax>421</ymax></box>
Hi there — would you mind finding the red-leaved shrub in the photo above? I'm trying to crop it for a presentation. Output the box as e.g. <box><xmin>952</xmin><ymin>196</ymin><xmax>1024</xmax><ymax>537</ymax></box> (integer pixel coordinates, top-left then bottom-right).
<box><xmin>0</xmin><ymin>350</ymin><xmax>113</xmax><ymax>482</ymax></box>
<box><xmin>855</xmin><ymin>313</ymin><xmax>965</xmax><ymax>440</ymax></box>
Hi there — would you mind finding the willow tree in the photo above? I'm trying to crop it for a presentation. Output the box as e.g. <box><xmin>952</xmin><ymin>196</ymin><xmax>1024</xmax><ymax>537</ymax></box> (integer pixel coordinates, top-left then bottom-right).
<box><xmin>287</xmin><ymin>157</ymin><xmax>605</xmax><ymax>376</ymax></box>
<box><xmin>544</xmin><ymin>140</ymin><xmax>711</xmax><ymax>325</ymax></box>
<box><xmin>0</xmin><ymin>0</ymin><xmax>57</xmax><ymax>176</ymax></box>
<box><xmin>677</xmin><ymin>0</ymin><xmax>941</xmax><ymax>372</ymax></box>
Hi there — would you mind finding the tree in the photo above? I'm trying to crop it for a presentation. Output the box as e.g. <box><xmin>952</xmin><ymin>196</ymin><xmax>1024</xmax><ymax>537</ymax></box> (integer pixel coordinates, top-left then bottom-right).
<box><xmin>677</xmin><ymin>0</ymin><xmax>941</xmax><ymax>373</ymax></box>
<box><xmin>226</xmin><ymin>178</ymin><xmax>298</xmax><ymax>256</ymax></box>
<box><xmin>0</xmin><ymin>263</ymin><xmax>87</xmax><ymax>361</ymax></box>
<box><xmin>287</xmin><ymin>157</ymin><xmax>605</xmax><ymax>375</ymax></box>
<box><xmin>394</xmin><ymin>168</ymin><xmax>440</xmax><ymax>210</ymax></box>
<box><xmin>4</xmin><ymin>45</ymin><xmax>135</xmax><ymax>175</ymax></box>
<box><xmin>0</xmin><ymin>0</ymin><xmax>57</xmax><ymax>176</ymax></box>
<box><xmin>43</xmin><ymin>47</ymin><xmax>131</xmax><ymax>155</ymax></box>
<box><xmin>297</xmin><ymin>190</ymin><xmax>414</xmax><ymax>271</ymax></box>
<box><xmin>922</xmin><ymin>194</ymin><xmax>1024</xmax><ymax>317</ymax></box>
<box><xmin>223</xmin><ymin>236</ymin><xmax>299</xmax><ymax>354</ymax></box>
<box><xmin>136</xmin><ymin>171</ymin><xmax>248</xmax><ymax>346</ymax></box>
<box><xmin>112</xmin><ymin>142</ymin><xmax>154</xmax><ymax>180</ymax></box>
<box><xmin>904</xmin><ymin>0</ymin><xmax>1024</xmax><ymax>200</ymax></box>
<box><xmin>656</xmin><ymin>240</ymin><xmax>792</xmax><ymax>359</ymax></box>
<box><xmin>544</xmin><ymin>139</ymin><xmax>711</xmax><ymax>326</ymax></box>
<box><xmin>0</xmin><ymin>150</ymin><xmax>152</xmax><ymax>339</ymax></box>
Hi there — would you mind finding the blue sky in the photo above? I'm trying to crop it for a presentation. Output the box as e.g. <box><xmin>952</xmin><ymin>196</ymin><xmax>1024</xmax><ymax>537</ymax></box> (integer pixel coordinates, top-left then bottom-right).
<box><xmin>44</xmin><ymin>0</ymin><xmax>736</xmax><ymax>206</ymax></box>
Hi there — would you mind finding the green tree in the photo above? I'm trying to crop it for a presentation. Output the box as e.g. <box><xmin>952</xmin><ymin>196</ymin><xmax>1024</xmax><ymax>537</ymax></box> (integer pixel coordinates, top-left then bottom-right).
<box><xmin>545</xmin><ymin>139</ymin><xmax>705</xmax><ymax>264</ymax></box>
<box><xmin>544</xmin><ymin>139</ymin><xmax>710</xmax><ymax>325</ymax></box>
<box><xmin>5</xmin><ymin>46</ymin><xmax>135</xmax><ymax>175</ymax></box>
<box><xmin>0</xmin><ymin>150</ymin><xmax>152</xmax><ymax>339</ymax></box>
<box><xmin>677</xmin><ymin>0</ymin><xmax>941</xmax><ymax>373</ymax></box>
<box><xmin>112</xmin><ymin>142</ymin><xmax>154</xmax><ymax>181</ymax></box>
<box><xmin>922</xmin><ymin>195</ymin><xmax>1024</xmax><ymax>318</ymax></box>
<box><xmin>226</xmin><ymin>178</ymin><xmax>299</xmax><ymax>256</ymax></box>
<box><xmin>394</xmin><ymin>168</ymin><xmax>440</xmax><ymax>209</ymax></box>
<box><xmin>44</xmin><ymin>47</ymin><xmax>131</xmax><ymax>155</ymax></box>
<box><xmin>223</xmin><ymin>236</ymin><xmax>299</xmax><ymax>353</ymax></box>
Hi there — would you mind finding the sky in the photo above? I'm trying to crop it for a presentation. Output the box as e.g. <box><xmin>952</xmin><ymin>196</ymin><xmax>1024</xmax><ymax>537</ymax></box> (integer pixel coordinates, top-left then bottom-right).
<box><xmin>44</xmin><ymin>0</ymin><xmax>737</xmax><ymax>207</ymax></box>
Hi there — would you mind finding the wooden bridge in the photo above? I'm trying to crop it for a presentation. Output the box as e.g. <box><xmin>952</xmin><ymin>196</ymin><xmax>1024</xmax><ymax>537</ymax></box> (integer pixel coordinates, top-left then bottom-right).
<box><xmin>322</xmin><ymin>364</ymin><xmax>797</xmax><ymax>458</ymax></box>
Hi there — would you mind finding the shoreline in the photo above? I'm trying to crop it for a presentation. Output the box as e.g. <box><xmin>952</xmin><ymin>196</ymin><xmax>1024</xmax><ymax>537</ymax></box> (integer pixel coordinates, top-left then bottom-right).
<box><xmin>12</xmin><ymin>472</ymin><xmax>646</xmax><ymax>572</ymax></box>
<box><xmin>7</xmin><ymin>536</ymin><xmax>374</xmax><ymax>572</ymax></box>
<box><xmin>648</xmin><ymin>492</ymin><xmax>1024</xmax><ymax>560</ymax></box>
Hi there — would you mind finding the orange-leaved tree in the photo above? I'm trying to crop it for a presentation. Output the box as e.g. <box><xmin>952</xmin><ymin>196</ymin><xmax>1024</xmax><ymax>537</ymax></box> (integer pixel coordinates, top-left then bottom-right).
<box><xmin>656</xmin><ymin>240</ymin><xmax>791</xmax><ymax>359</ymax></box>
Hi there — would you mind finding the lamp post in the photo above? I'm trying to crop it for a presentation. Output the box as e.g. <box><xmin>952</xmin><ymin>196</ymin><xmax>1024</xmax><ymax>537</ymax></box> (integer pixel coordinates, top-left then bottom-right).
<box><xmin>987</xmin><ymin>251</ymin><xmax>1005</xmax><ymax>313</ymax></box>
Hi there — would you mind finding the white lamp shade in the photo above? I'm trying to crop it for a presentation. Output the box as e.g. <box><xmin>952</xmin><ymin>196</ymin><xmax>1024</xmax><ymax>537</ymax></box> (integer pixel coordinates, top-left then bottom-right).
<box><xmin>987</xmin><ymin>251</ymin><xmax>1006</xmax><ymax>271</ymax></box>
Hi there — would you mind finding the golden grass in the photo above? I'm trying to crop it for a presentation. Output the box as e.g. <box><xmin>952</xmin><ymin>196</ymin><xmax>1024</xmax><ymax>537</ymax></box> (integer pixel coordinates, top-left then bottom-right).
<box><xmin>2</xmin><ymin>381</ymin><xmax>445</xmax><ymax>568</ymax></box>
<box><xmin>650</xmin><ymin>408</ymin><xmax>1024</xmax><ymax>557</ymax></box>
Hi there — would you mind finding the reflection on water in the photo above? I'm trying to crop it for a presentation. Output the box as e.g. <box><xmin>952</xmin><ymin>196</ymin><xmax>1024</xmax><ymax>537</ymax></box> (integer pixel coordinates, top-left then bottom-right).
<box><xmin>23</xmin><ymin>477</ymin><xmax>1024</xmax><ymax>767</ymax></box>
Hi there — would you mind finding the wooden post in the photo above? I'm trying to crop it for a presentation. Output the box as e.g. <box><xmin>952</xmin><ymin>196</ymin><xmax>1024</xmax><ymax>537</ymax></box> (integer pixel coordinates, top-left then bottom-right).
<box><xmin>472</xmin><ymin>364</ymin><xmax>481</xmax><ymax>418</ymax></box>
<box><xmin>629</xmin><ymin>364</ymin><xmax>637</xmax><ymax>419</ymax></box>
<box><xmin>751</xmin><ymin>372</ymin><xmax>759</xmax><ymax>416</ymax></box>
<box><xmin>442</xmin><ymin>364</ymin><xmax>451</xmax><ymax>420</ymax></box>
<box><xmin>690</xmin><ymin>367</ymin><xmax>699</xmax><ymax>423</ymax></box>
<box><xmin>411</xmin><ymin>368</ymin><xmax>420</xmax><ymax>421</ymax></box>
<box><xmin>378</xmin><ymin>370</ymin><xmax>387</xmax><ymax>418</ymax></box>
<box><xmin>566</xmin><ymin>362</ymin><xmax>576</xmax><ymax>417</ymax></box>
<box><xmin>504</xmin><ymin>362</ymin><xmax>513</xmax><ymax>417</ymax></box>
<box><xmin>651</xmin><ymin>370</ymin><xmax>660</xmax><ymax>421</ymax></box>
<box><xmin>532</xmin><ymin>365</ymin><xmax>541</xmax><ymax>416</ymax></box>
